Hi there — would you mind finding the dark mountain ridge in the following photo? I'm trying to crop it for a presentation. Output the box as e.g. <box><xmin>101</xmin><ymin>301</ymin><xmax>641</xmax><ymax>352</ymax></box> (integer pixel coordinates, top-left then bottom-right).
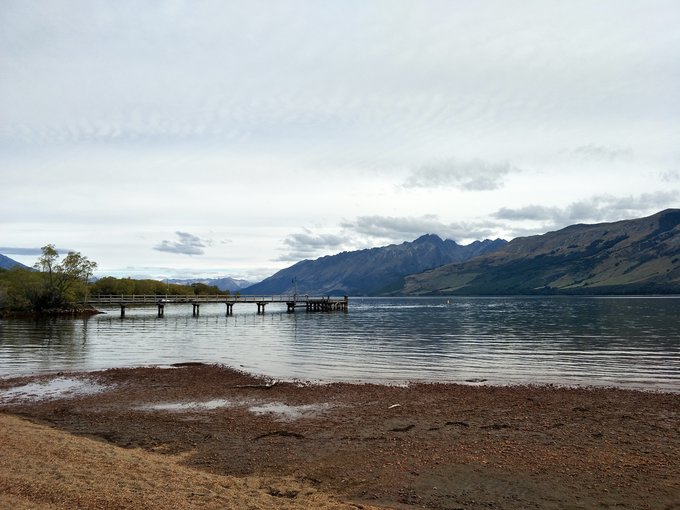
<box><xmin>0</xmin><ymin>254</ymin><xmax>29</xmax><ymax>270</ymax></box>
<box><xmin>244</xmin><ymin>235</ymin><xmax>507</xmax><ymax>296</ymax></box>
<box><xmin>400</xmin><ymin>209</ymin><xmax>680</xmax><ymax>295</ymax></box>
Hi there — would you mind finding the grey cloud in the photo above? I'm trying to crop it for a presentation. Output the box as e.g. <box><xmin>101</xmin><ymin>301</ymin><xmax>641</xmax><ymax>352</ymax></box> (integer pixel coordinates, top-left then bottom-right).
<box><xmin>154</xmin><ymin>232</ymin><xmax>206</xmax><ymax>255</ymax></box>
<box><xmin>568</xmin><ymin>144</ymin><xmax>633</xmax><ymax>162</ymax></box>
<box><xmin>589</xmin><ymin>192</ymin><xmax>678</xmax><ymax>217</ymax></box>
<box><xmin>342</xmin><ymin>215</ymin><xmax>495</xmax><ymax>243</ymax></box>
<box><xmin>0</xmin><ymin>246</ymin><xmax>43</xmax><ymax>256</ymax></box>
<box><xmin>276</xmin><ymin>230</ymin><xmax>349</xmax><ymax>261</ymax></box>
<box><xmin>493</xmin><ymin>205</ymin><xmax>558</xmax><ymax>222</ymax></box>
<box><xmin>403</xmin><ymin>159</ymin><xmax>516</xmax><ymax>191</ymax></box>
<box><xmin>494</xmin><ymin>191</ymin><xmax>678</xmax><ymax>227</ymax></box>
<box><xmin>661</xmin><ymin>170</ymin><xmax>680</xmax><ymax>182</ymax></box>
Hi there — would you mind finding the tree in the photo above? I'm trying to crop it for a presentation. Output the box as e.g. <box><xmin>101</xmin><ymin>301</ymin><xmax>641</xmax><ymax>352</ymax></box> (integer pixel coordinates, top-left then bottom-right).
<box><xmin>35</xmin><ymin>244</ymin><xmax>59</xmax><ymax>288</ymax></box>
<box><xmin>190</xmin><ymin>282</ymin><xmax>222</xmax><ymax>295</ymax></box>
<box><xmin>31</xmin><ymin>245</ymin><xmax>97</xmax><ymax>310</ymax></box>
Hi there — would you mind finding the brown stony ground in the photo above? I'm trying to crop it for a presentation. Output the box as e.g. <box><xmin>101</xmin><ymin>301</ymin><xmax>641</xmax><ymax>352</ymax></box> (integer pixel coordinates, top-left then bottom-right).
<box><xmin>1</xmin><ymin>363</ymin><xmax>679</xmax><ymax>510</ymax></box>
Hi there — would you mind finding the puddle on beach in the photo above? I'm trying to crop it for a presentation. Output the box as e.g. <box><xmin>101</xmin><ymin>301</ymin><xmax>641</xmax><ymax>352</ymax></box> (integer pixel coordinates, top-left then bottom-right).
<box><xmin>248</xmin><ymin>402</ymin><xmax>332</xmax><ymax>421</ymax></box>
<box><xmin>137</xmin><ymin>399</ymin><xmax>234</xmax><ymax>412</ymax></box>
<box><xmin>135</xmin><ymin>398</ymin><xmax>332</xmax><ymax>421</ymax></box>
<box><xmin>0</xmin><ymin>377</ymin><xmax>109</xmax><ymax>403</ymax></box>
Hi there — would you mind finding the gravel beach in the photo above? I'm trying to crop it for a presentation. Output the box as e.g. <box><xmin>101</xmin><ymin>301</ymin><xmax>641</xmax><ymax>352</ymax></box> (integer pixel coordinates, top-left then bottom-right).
<box><xmin>1</xmin><ymin>364</ymin><xmax>679</xmax><ymax>509</ymax></box>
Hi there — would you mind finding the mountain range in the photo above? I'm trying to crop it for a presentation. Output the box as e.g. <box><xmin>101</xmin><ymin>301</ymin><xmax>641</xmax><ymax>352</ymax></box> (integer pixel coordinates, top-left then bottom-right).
<box><xmin>244</xmin><ymin>235</ymin><xmax>507</xmax><ymax>296</ymax></box>
<box><xmin>168</xmin><ymin>277</ymin><xmax>252</xmax><ymax>292</ymax></box>
<box><xmin>5</xmin><ymin>209</ymin><xmax>678</xmax><ymax>296</ymax></box>
<box><xmin>399</xmin><ymin>209</ymin><xmax>680</xmax><ymax>295</ymax></box>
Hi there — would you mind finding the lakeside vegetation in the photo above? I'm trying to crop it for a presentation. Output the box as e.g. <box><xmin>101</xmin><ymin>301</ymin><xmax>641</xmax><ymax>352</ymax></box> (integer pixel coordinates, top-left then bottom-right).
<box><xmin>0</xmin><ymin>245</ymin><xmax>228</xmax><ymax>315</ymax></box>
<box><xmin>90</xmin><ymin>277</ymin><xmax>229</xmax><ymax>297</ymax></box>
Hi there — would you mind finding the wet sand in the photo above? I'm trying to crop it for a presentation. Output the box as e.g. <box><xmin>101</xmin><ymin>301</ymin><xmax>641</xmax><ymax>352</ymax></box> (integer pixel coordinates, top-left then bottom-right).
<box><xmin>1</xmin><ymin>364</ymin><xmax>679</xmax><ymax>509</ymax></box>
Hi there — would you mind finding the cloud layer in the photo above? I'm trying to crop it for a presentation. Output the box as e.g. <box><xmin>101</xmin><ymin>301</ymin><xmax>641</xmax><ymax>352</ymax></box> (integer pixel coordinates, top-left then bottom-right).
<box><xmin>342</xmin><ymin>215</ymin><xmax>495</xmax><ymax>243</ymax></box>
<box><xmin>495</xmin><ymin>192</ymin><xmax>678</xmax><ymax>226</ymax></box>
<box><xmin>1</xmin><ymin>1</ymin><xmax>678</xmax><ymax>277</ymax></box>
<box><xmin>0</xmin><ymin>247</ymin><xmax>43</xmax><ymax>256</ymax></box>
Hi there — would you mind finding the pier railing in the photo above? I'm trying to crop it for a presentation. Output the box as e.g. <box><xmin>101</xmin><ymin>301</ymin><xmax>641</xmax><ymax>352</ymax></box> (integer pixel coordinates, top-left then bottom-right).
<box><xmin>85</xmin><ymin>294</ymin><xmax>344</xmax><ymax>304</ymax></box>
<box><xmin>84</xmin><ymin>294</ymin><xmax>348</xmax><ymax>316</ymax></box>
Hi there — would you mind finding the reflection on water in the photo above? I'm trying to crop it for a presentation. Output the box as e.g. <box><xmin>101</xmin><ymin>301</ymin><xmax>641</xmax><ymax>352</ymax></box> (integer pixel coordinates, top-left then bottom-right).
<box><xmin>1</xmin><ymin>297</ymin><xmax>679</xmax><ymax>391</ymax></box>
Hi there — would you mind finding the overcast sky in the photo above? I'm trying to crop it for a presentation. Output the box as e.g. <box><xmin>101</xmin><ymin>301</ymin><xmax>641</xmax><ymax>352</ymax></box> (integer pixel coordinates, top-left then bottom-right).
<box><xmin>2</xmin><ymin>0</ymin><xmax>679</xmax><ymax>281</ymax></box>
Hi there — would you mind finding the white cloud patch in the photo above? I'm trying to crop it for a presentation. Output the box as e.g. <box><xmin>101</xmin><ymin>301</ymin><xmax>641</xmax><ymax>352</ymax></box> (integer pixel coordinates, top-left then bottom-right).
<box><xmin>403</xmin><ymin>159</ymin><xmax>517</xmax><ymax>191</ymax></box>
<box><xmin>154</xmin><ymin>232</ymin><xmax>207</xmax><ymax>256</ymax></box>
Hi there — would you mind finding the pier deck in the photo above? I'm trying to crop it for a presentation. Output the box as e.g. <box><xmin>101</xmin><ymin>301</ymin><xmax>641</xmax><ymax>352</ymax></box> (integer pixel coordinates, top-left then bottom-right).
<box><xmin>85</xmin><ymin>294</ymin><xmax>348</xmax><ymax>317</ymax></box>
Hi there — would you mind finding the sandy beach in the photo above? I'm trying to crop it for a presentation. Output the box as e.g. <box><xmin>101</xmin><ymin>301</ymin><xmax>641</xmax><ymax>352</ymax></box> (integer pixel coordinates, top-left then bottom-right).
<box><xmin>1</xmin><ymin>364</ymin><xmax>679</xmax><ymax>509</ymax></box>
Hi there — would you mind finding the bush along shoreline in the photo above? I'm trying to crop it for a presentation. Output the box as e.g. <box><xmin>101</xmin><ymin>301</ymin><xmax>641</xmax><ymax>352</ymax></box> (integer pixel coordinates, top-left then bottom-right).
<box><xmin>1</xmin><ymin>244</ymin><xmax>230</xmax><ymax>318</ymax></box>
<box><xmin>0</xmin><ymin>305</ymin><xmax>103</xmax><ymax>319</ymax></box>
<box><xmin>0</xmin><ymin>244</ymin><xmax>98</xmax><ymax>316</ymax></box>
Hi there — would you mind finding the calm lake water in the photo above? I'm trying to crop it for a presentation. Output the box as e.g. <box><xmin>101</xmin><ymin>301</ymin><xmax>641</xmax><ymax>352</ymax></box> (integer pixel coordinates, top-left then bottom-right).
<box><xmin>1</xmin><ymin>297</ymin><xmax>679</xmax><ymax>391</ymax></box>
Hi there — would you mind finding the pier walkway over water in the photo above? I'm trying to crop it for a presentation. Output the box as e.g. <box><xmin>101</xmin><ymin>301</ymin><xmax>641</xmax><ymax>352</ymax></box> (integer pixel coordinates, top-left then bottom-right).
<box><xmin>85</xmin><ymin>294</ymin><xmax>349</xmax><ymax>317</ymax></box>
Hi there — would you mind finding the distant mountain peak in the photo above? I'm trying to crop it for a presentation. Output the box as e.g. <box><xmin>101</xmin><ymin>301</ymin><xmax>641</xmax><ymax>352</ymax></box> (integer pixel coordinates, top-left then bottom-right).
<box><xmin>413</xmin><ymin>233</ymin><xmax>444</xmax><ymax>244</ymax></box>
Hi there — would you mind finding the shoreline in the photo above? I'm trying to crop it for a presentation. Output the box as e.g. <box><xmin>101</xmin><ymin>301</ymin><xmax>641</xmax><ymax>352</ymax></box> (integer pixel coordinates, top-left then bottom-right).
<box><xmin>0</xmin><ymin>306</ymin><xmax>103</xmax><ymax>319</ymax></box>
<box><xmin>1</xmin><ymin>363</ymin><xmax>678</xmax><ymax>509</ymax></box>
<box><xmin>1</xmin><ymin>362</ymin><xmax>678</xmax><ymax>395</ymax></box>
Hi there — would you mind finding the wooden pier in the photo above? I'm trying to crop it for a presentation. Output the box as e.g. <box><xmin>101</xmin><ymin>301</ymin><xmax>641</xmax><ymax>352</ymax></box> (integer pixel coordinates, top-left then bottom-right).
<box><xmin>85</xmin><ymin>295</ymin><xmax>349</xmax><ymax>317</ymax></box>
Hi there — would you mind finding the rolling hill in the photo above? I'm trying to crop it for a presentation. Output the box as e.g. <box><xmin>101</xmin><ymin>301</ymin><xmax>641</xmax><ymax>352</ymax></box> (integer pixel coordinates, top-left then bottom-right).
<box><xmin>399</xmin><ymin>209</ymin><xmax>680</xmax><ymax>295</ymax></box>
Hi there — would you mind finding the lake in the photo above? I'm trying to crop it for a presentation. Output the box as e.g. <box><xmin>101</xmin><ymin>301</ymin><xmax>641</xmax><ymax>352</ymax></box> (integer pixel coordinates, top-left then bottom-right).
<box><xmin>1</xmin><ymin>297</ymin><xmax>679</xmax><ymax>391</ymax></box>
